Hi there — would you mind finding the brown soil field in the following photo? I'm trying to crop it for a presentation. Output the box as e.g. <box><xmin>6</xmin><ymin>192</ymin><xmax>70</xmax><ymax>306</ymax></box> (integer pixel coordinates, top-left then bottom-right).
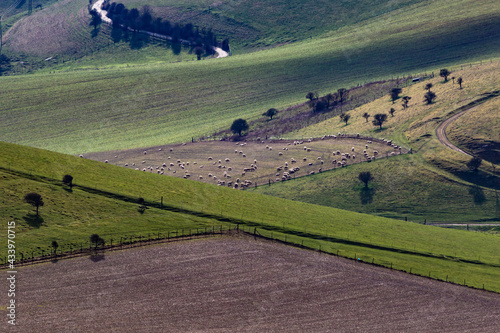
<box><xmin>4</xmin><ymin>235</ymin><xmax>500</xmax><ymax>332</ymax></box>
<box><xmin>84</xmin><ymin>137</ymin><xmax>405</xmax><ymax>189</ymax></box>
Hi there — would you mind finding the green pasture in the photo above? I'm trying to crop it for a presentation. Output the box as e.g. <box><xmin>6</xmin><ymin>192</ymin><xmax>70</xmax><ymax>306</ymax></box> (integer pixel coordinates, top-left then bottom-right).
<box><xmin>2</xmin><ymin>0</ymin><xmax>500</xmax><ymax>154</ymax></box>
<box><xmin>1</xmin><ymin>141</ymin><xmax>500</xmax><ymax>292</ymax></box>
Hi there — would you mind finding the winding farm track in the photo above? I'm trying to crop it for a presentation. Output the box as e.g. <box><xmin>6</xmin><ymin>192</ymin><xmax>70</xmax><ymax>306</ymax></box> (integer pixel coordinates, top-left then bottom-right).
<box><xmin>435</xmin><ymin>107</ymin><xmax>473</xmax><ymax>157</ymax></box>
<box><xmin>91</xmin><ymin>0</ymin><xmax>229</xmax><ymax>58</ymax></box>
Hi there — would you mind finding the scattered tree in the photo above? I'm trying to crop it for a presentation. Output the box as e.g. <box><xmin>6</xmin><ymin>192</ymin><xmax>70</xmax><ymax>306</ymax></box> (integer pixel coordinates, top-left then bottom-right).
<box><xmin>230</xmin><ymin>118</ymin><xmax>249</xmax><ymax>137</ymax></box>
<box><xmin>372</xmin><ymin>113</ymin><xmax>388</xmax><ymax>129</ymax></box>
<box><xmin>194</xmin><ymin>47</ymin><xmax>204</xmax><ymax>60</ymax></box>
<box><xmin>402</xmin><ymin>96</ymin><xmax>411</xmax><ymax>109</ymax></box>
<box><xmin>457</xmin><ymin>77</ymin><xmax>463</xmax><ymax>89</ymax></box>
<box><xmin>337</xmin><ymin>88</ymin><xmax>348</xmax><ymax>104</ymax></box>
<box><xmin>24</xmin><ymin>192</ymin><xmax>44</xmax><ymax>216</ymax></box>
<box><xmin>390</xmin><ymin>88</ymin><xmax>402</xmax><ymax>103</ymax></box>
<box><xmin>466</xmin><ymin>156</ymin><xmax>482</xmax><ymax>172</ymax></box>
<box><xmin>358</xmin><ymin>171</ymin><xmax>373</xmax><ymax>187</ymax></box>
<box><xmin>340</xmin><ymin>113</ymin><xmax>351</xmax><ymax>125</ymax></box>
<box><xmin>263</xmin><ymin>108</ymin><xmax>278</xmax><ymax>120</ymax></box>
<box><xmin>423</xmin><ymin>91</ymin><xmax>437</xmax><ymax>104</ymax></box>
<box><xmin>439</xmin><ymin>68</ymin><xmax>451</xmax><ymax>82</ymax></box>
<box><xmin>306</xmin><ymin>92</ymin><xmax>318</xmax><ymax>101</ymax></box>
<box><xmin>325</xmin><ymin>93</ymin><xmax>335</xmax><ymax>108</ymax></box>
<box><xmin>362</xmin><ymin>112</ymin><xmax>370</xmax><ymax>122</ymax></box>
<box><xmin>389</xmin><ymin>108</ymin><xmax>395</xmax><ymax>117</ymax></box>
<box><xmin>425</xmin><ymin>83</ymin><xmax>433</xmax><ymax>92</ymax></box>
<box><xmin>62</xmin><ymin>174</ymin><xmax>73</xmax><ymax>189</ymax></box>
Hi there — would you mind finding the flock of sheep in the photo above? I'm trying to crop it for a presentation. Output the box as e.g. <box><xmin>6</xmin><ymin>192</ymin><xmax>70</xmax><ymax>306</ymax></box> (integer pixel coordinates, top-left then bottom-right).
<box><xmin>84</xmin><ymin>136</ymin><xmax>405</xmax><ymax>189</ymax></box>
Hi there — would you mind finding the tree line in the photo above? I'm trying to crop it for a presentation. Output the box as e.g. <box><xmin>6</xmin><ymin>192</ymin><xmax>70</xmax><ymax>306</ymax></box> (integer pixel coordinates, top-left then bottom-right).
<box><xmin>100</xmin><ymin>1</ymin><xmax>229</xmax><ymax>57</ymax></box>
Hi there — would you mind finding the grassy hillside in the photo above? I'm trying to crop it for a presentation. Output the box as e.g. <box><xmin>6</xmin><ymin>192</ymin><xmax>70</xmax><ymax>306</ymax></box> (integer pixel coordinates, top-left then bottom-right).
<box><xmin>1</xmin><ymin>0</ymin><xmax>500</xmax><ymax>154</ymax></box>
<box><xmin>250</xmin><ymin>61</ymin><xmax>500</xmax><ymax>222</ymax></box>
<box><xmin>1</xmin><ymin>141</ymin><xmax>500</xmax><ymax>291</ymax></box>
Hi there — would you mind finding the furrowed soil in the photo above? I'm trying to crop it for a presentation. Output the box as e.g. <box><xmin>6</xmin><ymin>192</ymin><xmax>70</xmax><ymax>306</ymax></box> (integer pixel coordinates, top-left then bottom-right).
<box><xmin>6</xmin><ymin>235</ymin><xmax>500</xmax><ymax>332</ymax></box>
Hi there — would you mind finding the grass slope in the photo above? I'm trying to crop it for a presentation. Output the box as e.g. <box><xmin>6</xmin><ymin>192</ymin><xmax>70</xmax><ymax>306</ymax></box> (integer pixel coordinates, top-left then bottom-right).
<box><xmin>251</xmin><ymin>61</ymin><xmax>500</xmax><ymax>222</ymax></box>
<box><xmin>1</xmin><ymin>141</ymin><xmax>500</xmax><ymax>291</ymax></box>
<box><xmin>1</xmin><ymin>0</ymin><xmax>500</xmax><ymax>154</ymax></box>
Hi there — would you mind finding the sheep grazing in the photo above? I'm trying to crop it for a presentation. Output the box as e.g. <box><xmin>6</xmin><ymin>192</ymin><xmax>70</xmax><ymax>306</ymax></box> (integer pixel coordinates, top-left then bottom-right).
<box><xmin>218</xmin><ymin>160</ymin><xmax>222</xmax><ymax>164</ymax></box>
<box><xmin>159</xmin><ymin>148</ymin><xmax>162</xmax><ymax>151</ymax></box>
<box><xmin>332</xmin><ymin>159</ymin><xmax>337</xmax><ymax>164</ymax></box>
<box><xmin>235</xmin><ymin>150</ymin><xmax>238</xmax><ymax>153</ymax></box>
<box><xmin>336</xmin><ymin>151</ymin><xmax>341</xmax><ymax>155</ymax></box>
<box><xmin>352</xmin><ymin>147</ymin><xmax>355</xmax><ymax>152</ymax></box>
<box><xmin>79</xmin><ymin>155</ymin><xmax>84</xmax><ymax>158</ymax></box>
<box><xmin>228</xmin><ymin>167</ymin><xmax>232</xmax><ymax>171</ymax></box>
<box><xmin>291</xmin><ymin>158</ymin><xmax>296</xmax><ymax>163</ymax></box>
<box><xmin>304</xmin><ymin>146</ymin><xmax>307</xmax><ymax>150</ymax></box>
<box><xmin>135</xmin><ymin>168</ymin><xmax>139</xmax><ymax>171</ymax></box>
<box><xmin>142</xmin><ymin>161</ymin><xmax>146</xmax><ymax>164</ymax></box>
<box><xmin>373</xmin><ymin>151</ymin><xmax>378</xmax><ymax>155</ymax></box>
<box><xmin>352</xmin><ymin>155</ymin><xmax>356</xmax><ymax>159</ymax></box>
<box><xmin>105</xmin><ymin>160</ymin><xmax>109</xmax><ymax>163</ymax></box>
<box><xmin>254</xmin><ymin>159</ymin><xmax>257</xmax><ymax>164</ymax></box>
<box><xmin>303</xmin><ymin>158</ymin><xmax>307</xmax><ymax>162</ymax></box>
<box><xmin>309</xmin><ymin>171</ymin><xmax>315</xmax><ymax>175</ymax></box>
<box><xmin>269</xmin><ymin>147</ymin><xmax>272</xmax><ymax>151</ymax></box>
<box><xmin>279</xmin><ymin>152</ymin><xmax>283</xmax><ymax>156</ymax></box>
<box><xmin>306</xmin><ymin>148</ymin><xmax>311</xmax><ymax>152</ymax></box>
<box><xmin>170</xmin><ymin>148</ymin><xmax>173</xmax><ymax>152</ymax></box>
<box><xmin>170</xmin><ymin>163</ymin><xmax>174</xmax><ymax>167</ymax></box>
<box><xmin>225</xmin><ymin>158</ymin><xmax>230</xmax><ymax>162</ymax></box>
<box><xmin>320</xmin><ymin>160</ymin><xmax>324</xmax><ymax>164</ymax></box>
<box><xmin>142</xmin><ymin>168</ymin><xmax>146</xmax><ymax>171</ymax></box>
<box><xmin>308</xmin><ymin>162</ymin><xmax>313</xmax><ymax>166</ymax></box>
<box><xmin>242</xmin><ymin>154</ymin><xmax>246</xmax><ymax>157</ymax></box>
<box><xmin>199</xmin><ymin>175</ymin><xmax>203</xmax><ymax>180</ymax></box>
<box><xmin>239</xmin><ymin>151</ymin><xmax>243</xmax><ymax>155</ymax></box>
<box><xmin>234</xmin><ymin>183</ymin><xmax>239</xmax><ymax>189</ymax></box>
<box><xmin>144</xmin><ymin>151</ymin><xmax>147</xmax><ymax>155</ymax></box>
<box><xmin>132</xmin><ymin>163</ymin><xmax>136</xmax><ymax>166</ymax></box>
<box><xmin>208</xmin><ymin>174</ymin><xmax>213</xmax><ymax>178</ymax></box>
<box><xmin>162</xmin><ymin>163</ymin><xmax>167</xmax><ymax>167</ymax></box>
<box><xmin>125</xmin><ymin>163</ymin><xmax>129</xmax><ymax>167</ymax></box>
<box><xmin>208</xmin><ymin>157</ymin><xmax>213</xmax><ymax>161</ymax></box>
<box><xmin>277</xmin><ymin>166</ymin><xmax>283</xmax><ymax>172</ymax></box>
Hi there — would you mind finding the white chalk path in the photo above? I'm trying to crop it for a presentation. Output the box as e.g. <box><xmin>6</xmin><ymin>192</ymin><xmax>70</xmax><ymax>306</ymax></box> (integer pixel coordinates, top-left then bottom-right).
<box><xmin>91</xmin><ymin>0</ymin><xmax>228</xmax><ymax>58</ymax></box>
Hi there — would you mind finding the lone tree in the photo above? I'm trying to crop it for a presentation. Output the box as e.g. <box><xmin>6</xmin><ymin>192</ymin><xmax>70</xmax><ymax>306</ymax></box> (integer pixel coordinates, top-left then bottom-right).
<box><xmin>466</xmin><ymin>156</ymin><xmax>482</xmax><ymax>172</ymax></box>
<box><xmin>439</xmin><ymin>68</ymin><xmax>451</xmax><ymax>82</ymax></box>
<box><xmin>372</xmin><ymin>113</ymin><xmax>388</xmax><ymax>129</ymax></box>
<box><xmin>263</xmin><ymin>108</ymin><xmax>278</xmax><ymax>120</ymax></box>
<box><xmin>62</xmin><ymin>174</ymin><xmax>73</xmax><ymax>189</ymax></box>
<box><xmin>362</xmin><ymin>112</ymin><xmax>370</xmax><ymax>122</ymax></box>
<box><xmin>390</xmin><ymin>88</ymin><xmax>402</xmax><ymax>103</ymax></box>
<box><xmin>457</xmin><ymin>77</ymin><xmax>463</xmax><ymax>89</ymax></box>
<box><xmin>90</xmin><ymin>234</ymin><xmax>105</xmax><ymax>248</ymax></box>
<box><xmin>337</xmin><ymin>88</ymin><xmax>348</xmax><ymax>104</ymax></box>
<box><xmin>306</xmin><ymin>92</ymin><xmax>317</xmax><ymax>101</ymax></box>
<box><xmin>389</xmin><ymin>108</ymin><xmax>396</xmax><ymax>117</ymax></box>
<box><xmin>425</xmin><ymin>83</ymin><xmax>433</xmax><ymax>92</ymax></box>
<box><xmin>24</xmin><ymin>192</ymin><xmax>44</xmax><ymax>216</ymax></box>
<box><xmin>231</xmin><ymin>118</ymin><xmax>249</xmax><ymax>137</ymax></box>
<box><xmin>358</xmin><ymin>171</ymin><xmax>373</xmax><ymax>187</ymax></box>
<box><xmin>423</xmin><ymin>91</ymin><xmax>437</xmax><ymax>104</ymax></box>
<box><xmin>194</xmin><ymin>46</ymin><xmax>204</xmax><ymax>60</ymax></box>
<box><xmin>402</xmin><ymin>96</ymin><xmax>411</xmax><ymax>109</ymax></box>
<box><xmin>340</xmin><ymin>113</ymin><xmax>351</xmax><ymax>125</ymax></box>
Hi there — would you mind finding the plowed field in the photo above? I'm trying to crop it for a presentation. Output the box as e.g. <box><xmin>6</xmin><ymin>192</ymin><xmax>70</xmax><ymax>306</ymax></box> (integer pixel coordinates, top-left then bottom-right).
<box><xmin>6</xmin><ymin>235</ymin><xmax>500</xmax><ymax>332</ymax></box>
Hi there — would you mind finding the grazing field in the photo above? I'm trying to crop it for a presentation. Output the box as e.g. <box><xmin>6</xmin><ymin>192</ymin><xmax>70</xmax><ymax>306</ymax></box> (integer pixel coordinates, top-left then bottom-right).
<box><xmin>84</xmin><ymin>137</ymin><xmax>406</xmax><ymax>188</ymax></box>
<box><xmin>1</xmin><ymin>141</ymin><xmax>500</xmax><ymax>291</ymax></box>
<box><xmin>8</xmin><ymin>236</ymin><xmax>500</xmax><ymax>332</ymax></box>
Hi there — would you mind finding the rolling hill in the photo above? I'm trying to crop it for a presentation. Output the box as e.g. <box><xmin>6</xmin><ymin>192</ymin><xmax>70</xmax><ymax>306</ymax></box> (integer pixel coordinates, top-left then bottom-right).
<box><xmin>1</xmin><ymin>140</ymin><xmax>500</xmax><ymax>292</ymax></box>
<box><xmin>1</xmin><ymin>0</ymin><xmax>499</xmax><ymax>154</ymax></box>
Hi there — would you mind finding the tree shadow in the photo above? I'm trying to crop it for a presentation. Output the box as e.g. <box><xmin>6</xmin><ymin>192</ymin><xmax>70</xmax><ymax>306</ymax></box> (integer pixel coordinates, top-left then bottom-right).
<box><xmin>63</xmin><ymin>187</ymin><xmax>73</xmax><ymax>193</ymax></box>
<box><xmin>23</xmin><ymin>214</ymin><xmax>44</xmax><ymax>228</ymax></box>
<box><xmin>90</xmin><ymin>253</ymin><xmax>105</xmax><ymax>262</ymax></box>
<box><xmin>91</xmin><ymin>27</ymin><xmax>100</xmax><ymax>38</ymax></box>
<box><xmin>468</xmin><ymin>185</ymin><xmax>486</xmax><ymax>205</ymax></box>
<box><xmin>130</xmin><ymin>33</ymin><xmax>149</xmax><ymax>50</ymax></box>
<box><xmin>360</xmin><ymin>187</ymin><xmax>376</xmax><ymax>205</ymax></box>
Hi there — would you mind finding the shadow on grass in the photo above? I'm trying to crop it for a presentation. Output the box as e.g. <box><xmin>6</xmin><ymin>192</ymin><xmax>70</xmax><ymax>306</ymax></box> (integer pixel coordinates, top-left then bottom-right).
<box><xmin>90</xmin><ymin>253</ymin><xmax>105</xmax><ymax>262</ymax></box>
<box><xmin>469</xmin><ymin>185</ymin><xmax>487</xmax><ymax>205</ymax></box>
<box><xmin>63</xmin><ymin>187</ymin><xmax>73</xmax><ymax>193</ymax></box>
<box><xmin>23</xmin><ymin>214</ymin><xmax>44</xmax><ymax>228</ymax></box>
<box><xmin>456</xmin><ymin>170</ymin><xmax>500</xmax><ymax>191</ymax></box>
<box><xmin>360</xmin><ymin>187</ymin><xmax>376</xmax><ymax>205</ymax></box>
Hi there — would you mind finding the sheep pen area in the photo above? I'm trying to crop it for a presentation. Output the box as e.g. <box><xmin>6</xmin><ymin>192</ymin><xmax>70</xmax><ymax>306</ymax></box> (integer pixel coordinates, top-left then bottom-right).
<box><xmin>9</xmin><ymin>235</ymin><xmax>500</xmax><ymax>332</ymax></box>
<box><xmin>84</xmin><ymin>136</ymin><xmax>406</xmax><ymax>188</ymax></box>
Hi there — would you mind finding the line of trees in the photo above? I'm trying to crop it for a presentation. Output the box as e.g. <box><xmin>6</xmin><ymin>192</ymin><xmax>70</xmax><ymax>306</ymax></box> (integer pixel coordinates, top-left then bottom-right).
<box><xmin>101</xmin><ymin>1</ymin><xmax>228</xmax><ymax>55</ymax></box>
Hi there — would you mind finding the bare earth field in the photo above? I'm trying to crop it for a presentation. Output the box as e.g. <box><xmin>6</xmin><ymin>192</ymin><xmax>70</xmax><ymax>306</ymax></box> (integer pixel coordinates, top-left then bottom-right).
<box><xmin>4</xmin><ymin>235</ymin><xmax>500</xmax><ymax>332</ymax></box>
<box><xmin>84</xmin><ymin>137</ymin><xmax>404</xmax><ymax>188</ymax></box>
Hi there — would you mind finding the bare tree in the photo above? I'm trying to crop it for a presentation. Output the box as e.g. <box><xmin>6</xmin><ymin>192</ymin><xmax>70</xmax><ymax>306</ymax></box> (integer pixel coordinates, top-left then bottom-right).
<box><xmin>362</xmin><ymin>112</ymin><xmax>370</xmax><ymax>122</ymax></box>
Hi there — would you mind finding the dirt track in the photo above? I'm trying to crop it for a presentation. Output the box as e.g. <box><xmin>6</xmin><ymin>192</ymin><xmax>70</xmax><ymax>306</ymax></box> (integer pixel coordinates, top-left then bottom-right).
<box><xmin>6</xmin><ymin>235</ymin><xmax>500</xmax><ymax>332</ymax></box>
<box><xmin>436</xmin><ymin>108</ymin><xmax>473</xmax><ymax>157</ymax></box>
